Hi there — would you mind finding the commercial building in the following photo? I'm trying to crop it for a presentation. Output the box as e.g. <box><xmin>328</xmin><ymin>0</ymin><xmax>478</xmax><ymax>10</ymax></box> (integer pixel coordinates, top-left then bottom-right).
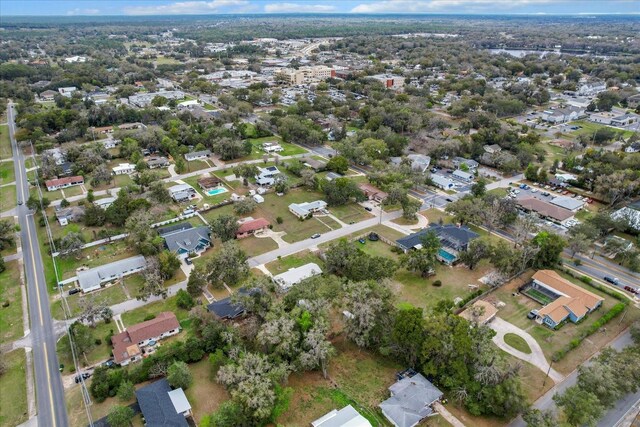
<box><xmin>112</xmin><ymin>312</ymin><xmax>181</xmax><ymax>366</ymax></box>
<box><xmin>284</xmin><ymin>65</ymin><xmax>335</xmax><ymax>84</ymax></box>
<box><xmin>516</xmin><ymin>198</ymin><xmax>575</xmax><ymax>225</ymax></box>
<box><xmin>273</xmin><ymin>263</ymin><xmax>323</xmax><ymax>291</ymax></box>
<box><xmin>76</xmin><ymin>255</ymin><xmax>147</xmax><ymax>293</ymax></box>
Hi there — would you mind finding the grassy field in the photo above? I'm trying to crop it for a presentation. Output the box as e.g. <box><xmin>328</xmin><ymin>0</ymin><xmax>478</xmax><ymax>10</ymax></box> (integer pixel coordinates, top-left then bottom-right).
<box><xmin>0</xmin><ymin>161</ymin><xmax>15</xmax><ymax>184</ymax></box>
<box><xmin>236</xmin><ymin>136</ymin><xmax>308</xmax><ymax>161</ymax></box>
<box><xmin>569</xmin><ymin>120</ymin><xmax>636</xmax><ymax>140</ymax></box>
<box><xmin>265</xmin><ymin>250</ymin><xmax>325</xmax><ymax>275</ymax></box>
<box><xmin>490</xmin><ymin>270</ymin><xmax>640</xmax><ymax>374</ymax></box>
<box><xmin>0</xmin><ymin>124</ymin><xmax>11</xmax><ymax>160</ymax></box>
<box><xmin>203</xmin><ymin>189</ymin><xmax>343</xmax><ymax>244</ymax></box>
<box><xmin>185</xmin><ymin>358</ymin><xmax>230</xmax><ymax>423</ymax></box>
<box><xmin>0</xmin><ymin>349</ymin><xmax>28</xmax><ymax>426</ymax></box>
<box><xmin>184</xmin><ymin>159</ymin><xmax>211</xmax><ymax>173</ymax></box>
<box><xmin>329</xmin><ymin>203</ymin><xmax>373</xmax><ymax>224</ymax></box>
<box><xmin>235</xmin><ymin>235</ymin><xmax>279</xmax><ymax>257</ymax></box>
<box><xmin>0</xmin><ymin>260</ymin><xmax>24</xmax><ymax>344</ymax></box>
<box><xmin>0</xmin><ymin>184</ymin><xmax>16</xmax><ymax>212</ymax></box>
<box><xmin>65</xmin><ymin>379</ymin><xmax>142</xmax><ymax>427</ymax></box>
<box><xmin>504</xmin><ymin>333</ymin><xmax>532</xmax><ymax>354</ymax></box>
<box><xmin>155</xmin><ymin>56</ymin><xmax>181</xmax><ymax>65</ymax></box>
<box><xmin>62</xmin><ymin>185</ymin><xmax>84</xmax><ymax>198</ymax></box>
<box><xmin>277</xmin><ymin>336</ymin><xmax>400</xmax><ymax>427</ymax></box>
<box><xmin>57</xmin><ymin>319</ymin><xmax>116</xmax><ymax>368</ymax></box>
<box><xmin>52</xmin><ymin>284</ymin><xmax>129</xmax><ymax>319</ymax></box>
<box><xmin>55</xmin><ymin>240</ymin><xmax>138</xmax><ymax>281</ymax></box>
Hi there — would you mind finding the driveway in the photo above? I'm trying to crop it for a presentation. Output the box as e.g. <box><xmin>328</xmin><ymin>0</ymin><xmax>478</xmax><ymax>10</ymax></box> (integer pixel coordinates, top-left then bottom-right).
<box><xmin>490</xmin><ymin>317</ymin><xmax>565</xmax><ymax>384</ymax></box>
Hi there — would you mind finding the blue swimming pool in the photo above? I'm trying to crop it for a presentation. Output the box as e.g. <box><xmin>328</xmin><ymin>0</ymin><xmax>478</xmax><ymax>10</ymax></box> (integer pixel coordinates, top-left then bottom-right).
<box><xmin>207</xmin><ymin>187</ymin><xmax>228</xmax><ymax>196</ymax></box>
<box><xmin>438</xmin><ymin>248</ymin><xmax>457</xmax><ymax>263</ymax></box>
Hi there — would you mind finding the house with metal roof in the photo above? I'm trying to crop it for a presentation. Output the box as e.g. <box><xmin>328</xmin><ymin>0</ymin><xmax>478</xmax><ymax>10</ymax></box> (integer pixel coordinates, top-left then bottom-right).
<box><xmin>406</xmin><ymin>154</ymin><xmax>431</xmax><ymax>172</ymax></box>
<box><xmin>55</xmin><ymin>206</ymin><xmax>85</xmax><ymax>227</ymax></box>
<box><xmin>255</xmin><ymin>166</ymin><xmax>282</xmax><ymax>187</ymax></box>
<box><xmin>611</xmin><ymin>200</ymin><xmax>640</xmax><ymax>231</ymax></box>
<box><xmin>112</xmin><ymin>163</ymin><xmax>136</xmax><ymax>175</ymax></box>
<box><xmin>77</xmin><ymin>255</ymin><xmax>147</xmax><ymax>293</ymax></box>
<box><xmin>162</xmin><ymin>226</ymin><xmax>211</xmax><ymax>259</ymax></box>
<box><xmin>516</xmin><ymin>198</ymin><xmax>575</xmax><ymax>225</ymax></box>
<box><xmin>452</xmin><ymin>169</ymin><xmax>474</xmax><ymax>183</ymax></box>
<box><xmin>135</xmin><ymin>378</ymin><xmax>191</xmax><ymax>426</ymax></box>
<box><xmin>273</xmin><ymin>263</ymin><xmax>322</xmax><ymax>291</ymax></box>
<box><xmin>549</xmin><ymin>196</ymin><xmax>584</xmax><ymax>212</ymax></box>
<box><xmin>168</xmin><ymin>184</ymin><xmax>197</xmax><ymax>202</ymax></box>
<box><xmin>312</xmin><ymin>405</ymin><xmax>372</xmax><ymax>427</ymax></box>
<box><xmin>94</xmin><ymin>196</ymin><xmax>116</xmax><ymax>210</ymax></box>
<box><xmin>289</xmin><ymin>200</ymin><xmax>328</xmax><ymax>219</ymax></box>
<box><xmin>379</xmin><ymin>373</ymin><xmax>443</xmax><ymax>427</ymax></box>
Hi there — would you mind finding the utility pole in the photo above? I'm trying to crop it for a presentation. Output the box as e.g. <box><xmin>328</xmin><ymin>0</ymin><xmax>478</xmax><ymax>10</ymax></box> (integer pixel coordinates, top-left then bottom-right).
<box><xmin>542</xmin><ymin>359</ymin><xmax>554</xmax><ymax>388</ymax></box>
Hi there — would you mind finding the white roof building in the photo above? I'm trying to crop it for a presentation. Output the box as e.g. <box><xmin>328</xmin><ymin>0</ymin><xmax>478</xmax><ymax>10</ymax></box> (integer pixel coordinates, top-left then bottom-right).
<box><xmin>550</xmin><ymin>196</ymin><xmax>584</xmax><ymax>212</ymax></box>
<box><xmin>77</xmin><ymin>255</ymin><xmax>146</xmax><ymax>292</ymax></box>
<box><xmin>312</xmin><ymin>405</ymin><xmax>371</xmax><ymax>427</ymax></box>
<box><xmin>273</xmin><ymin>263</ymin><xmax>322</xmax><ymax>291</ymax></box>
<box><xmin>289</xmin><ymin>200</ymin><xmax>328</xmax><ymax>218</ymax></box>
<box><xmin>112</xmin><ymin>163</ymin><xmax>136</xmax><ymax>175</ymax></box>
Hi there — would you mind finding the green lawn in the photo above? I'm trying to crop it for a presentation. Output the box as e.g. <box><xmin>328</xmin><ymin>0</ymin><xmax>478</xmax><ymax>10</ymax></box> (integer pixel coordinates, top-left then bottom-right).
<box><xmin>52</xmin><ymin>284</ymin><xmax>129</xmax><ymax>319</ymax></box>
<box><xmin>0</xmin><ymin>124</ymin><xmax>12</xmax><ymax>160</ymax></box>
<box><xmin>24</xmin><ymin>157</ymin><xmax>36</xmax><ymax>169</ymax></box>
<box><xmin>237</xmin><ymin>136</ymin><xmax>308</xmax><ymax>161</ymax></box>
<box><xmin>569</xmin><ymin>120</ymin><xmax>636</xmax><ymax>140</ymax></box>
<box><xmin>155</xmin><ymin>56</ymin><xmax>181</xmax><ymax>65</ymax></box>
<box><xmin>235</xmin><ymin>236</ymin><xmax>279</xmax><ymax>257</ymax></box>
<box><xmin>0</xmin><ymin>217</ymin><xmax>17</xmax><ymax>257</ymax></box>
<box><xmin>0</xmin><ymin>184</ymin><xmax>16</xmax><ymax>212</ymax></box>
<box><xmin>329</xmin><ymin>203</ymin><xmax>373</xmax><ymax>224</ymax></box>
<box><xmin>0</xmin><ymin>161</ymin><xmax>15</xmax><ymax>184</ymax></box>
<box><xmin>0</xmin><ymin>260</ymin><xmax>24</xmax><ymax>344</ymax></box>
<box><xmin>504</xmin><ymin>333</ymin><xmax>532</xmax><ymax>354</ymax></box>
<box><xmin>0</xmin><ymin>349</ymin><xmax>28</xmax><ymax>426</ymax></box>
<box><xmin>55</xmin><ymin>240</ymin><xmax>138</xmax><ymax>281</ymax></box>
<box><xmin>57</xmin><ymin>320</ymin><xmax>116</xmax><ymax>368</ymax></box>
<box><xmin>62</xmin><ymin>185</ymin><xmax>84</xmax><ymax>197</ymax></box>
<box><xmin>265</xmin><ymin>250</ymin><xmax>325</xmax><ymax>275</ymax></box>
<box><xmin>184</xmin><ymin>159</ymin><xmax>211</xmax><ymax>173</ymax></box>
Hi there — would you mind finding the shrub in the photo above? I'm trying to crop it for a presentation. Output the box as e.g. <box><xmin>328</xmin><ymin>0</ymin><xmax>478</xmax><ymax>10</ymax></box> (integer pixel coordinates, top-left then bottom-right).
<box><xmin>276</xmin><ymin>216</ymin><xmax>283</xmax><ymax>224</ymax></box>
<box><xmin>574</xmin><ymin>259</ymin><xmax>582</xmax><ymax>266</ymax></box>
<box><xmin>432</xmin><ymin>280</ymin><xmax>442</xmax><ymax>287</ymax></box>
<box><xmin>176</xmin><ymin>289</ymin><xmax>195</xmax><ymax>310</ymax></box>
<box><xmin>94</xmin><ymin>338</ymin><xmax>102</xmax><ymax>346</ymax></box>
<box><xmin>143</xmin><ymin>314</ymin><xmax>156</xmax><ymax>321</ymax></box>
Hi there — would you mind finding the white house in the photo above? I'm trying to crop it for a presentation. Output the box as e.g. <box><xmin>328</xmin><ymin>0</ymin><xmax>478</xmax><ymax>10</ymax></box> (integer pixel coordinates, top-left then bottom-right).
<box><xmin>255</xmin><ymin>166</ymin><xmax>281</xmax><ymax>186</ymax></box>
<box><xmin>452</xmin><ymin>169</ymin><xmax>474</xmax><ymax>183</ymax></box>
<box><xmin>273</xmin><ymin>263</ymin><xmax>322</xmax><ymax>291</ymax></box>
<box><xmin>112</xmin><ymin>163</ymin><xmax>136</xmax><ymax>175</ymax></box>
<box><xmin>168</xmin><ymin>184</ymin><xmax>197</xmax><ymax>202</ymax></box>
<box><xmin>542</xmin><ymin>106</ymin><xmax>586</xmax><ymax>124</ymax></box>
<box><xmin>184</xmin><ymin>150</ymin><xmax>212</xmax><ymax>161</ymax></box>
<box><xmin>58</xmin><ymin>87</ymin><xmax>77</xmax><ymax>98</ymax></box>
<box><xmin>289</xmin><ymin>200</ymin><xmax>327</xmax><ymax>219</ymax></box>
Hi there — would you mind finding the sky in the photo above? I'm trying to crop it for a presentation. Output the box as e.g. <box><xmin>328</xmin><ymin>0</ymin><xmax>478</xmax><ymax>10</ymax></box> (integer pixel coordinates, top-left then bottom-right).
<box><xmin>2</xmin><ymin>0</ymin><xmax>639</xmax><ymax>16</ymax></box>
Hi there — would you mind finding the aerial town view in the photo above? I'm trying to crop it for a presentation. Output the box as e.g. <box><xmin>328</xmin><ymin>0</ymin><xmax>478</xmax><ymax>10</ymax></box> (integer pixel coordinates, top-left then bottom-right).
<box><xmin>0</xmin><ymin>1</ymin><xmax>639</xmax><ymax>427</ymax></box>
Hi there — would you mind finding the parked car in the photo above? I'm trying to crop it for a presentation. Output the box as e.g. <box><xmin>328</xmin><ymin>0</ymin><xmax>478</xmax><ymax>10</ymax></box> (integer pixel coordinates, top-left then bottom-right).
<box><xmin>562</xmin><ymin>191</ymin><xmax>569</xmax><ymax>195</ymax></box>
<box><xmin>358</xmin><ymin>238</ymin><xmax>366</xmax><ymax>244</ymax></box>
<box><xmin>185</xmin><ymin>258</ymin><xmax>192</xmax><ymax>265</ymax></box>
<box><xmin>541</xmin><ymin>192</ymin><xmax>550</xmax><ymax>196</ymax></box>
<box><xmin>530</xmin><ymin>188</ymin><xmax>538</xmax><ymax>193</ymax></box>
<box><xmin>102</xmin><ymin>359</ymin><xmax>115</xmax><ymax>368</ymax></box>
<box><xmin>364</xmin><ymin>206</ymin><xmax>373</xmax><ymax>212</ymax></box>
<box><xmin>527</xmin><ymin>310</ymin><xmax>538</xmax><ymax>319</ymax></box>
<box><xmin>368</xmin><ymin>233</ymin><xmax>379</xmax><ymax>241</ymax></box>
<box><xmin>74</xmin><ymin>372</ymin><xmax>91</xmax><ymax>384</ymax></box>
<box><xmin>624</xmin><ymin>286</ymin><xmax>638</xmax><ymax>295</ymax></box>
<box><xmin>68</xmin><ymin>288</ymin><xmax>81</xmax><ymax>296</ymax></box>
<box><xmin>604</xmin><ymin>276</ymin><xmax>620</xmax><ymax>285</ymax></box>
<box><xmin>311</xmin><ymin>233</ymin><xmax>321</xmax><ymax>239</ymax></box>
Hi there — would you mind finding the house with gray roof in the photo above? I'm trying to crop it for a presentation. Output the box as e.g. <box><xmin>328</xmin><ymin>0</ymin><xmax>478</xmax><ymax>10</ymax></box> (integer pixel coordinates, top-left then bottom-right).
<box><xmin>611</xmin><ymin>200</ymin><xmax>640</xmax><ymax>231</ymax></box>
<box><xmin>312</xmin><ymin>405</ymin><xmax>371</xmax><ymax>427</ymax></box>
<box><xmin>379</xmin><ymin>373</ymin><xmax>443</xmax><ymax>427</ymax></box>
<box><xmin>168</xmin><ymin>184</ymin><xmax>197</xmax><ymax>202</ymax></box>
<box><xmin>55</xmin><ymin>205</ymin><xmax>85</xmax><ymax>226</ymax></box>
<box><xmin>77</xmin><ymin>255</ymin><xmax>146</xmax><ymax>292</ymax></box>
<box><xmin>289</xmin><ymin>200</ymin><xmax>328</xmax><ymax>219</ymax></box>
<box><xmin>406</xmin><ymin>154</ymin><xmax>431</xmax><ymax>172</ymax></box>
<box><xmin>549</xmin><ymin>196</ymin><xmax>584</xmax><ymax>212</ymax></box>
<box><xmin>452</xmin><ymin>157</ymin><xmax>478</xmax><ymax>171</ymax></box>
<box><xmin>273</xmin><ymin>263</ymin><xmax>322</xmax><ymax>291</ymax></box>
<box><xmin>135</xmin><ymin>379</ymin><xmax>191</xmax><ymax>427</ymax></box>
<box><xmin>452</xmin><ymin>169</ymin><xmax>474</xmax><ymax>183</ymax></box>
<box><xmin>184</xmin><ymin>150</ymin><xmax>211</xmax><ymax>161</ymax></box>
<box><xmin>396</xmin><ymin>224</ymin><xmax>479</xmax><ymax>264</ymax></box>
<box><xmin>163</xmin><ymin>226</ymin><xmax>211</xmax><ymax>259</ymax></box>
<box><xmin>430</xmin><ymin>174</ymin><xmax>454</xmax><ymax>190</ymax></box>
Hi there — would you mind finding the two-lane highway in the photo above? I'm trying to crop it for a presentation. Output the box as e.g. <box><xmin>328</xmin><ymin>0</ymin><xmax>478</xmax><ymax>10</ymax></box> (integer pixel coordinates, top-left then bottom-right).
<box><xmin>8</xmin><ymin>102</ymin><xmax>69</xmax><ymax>426</ymax></box>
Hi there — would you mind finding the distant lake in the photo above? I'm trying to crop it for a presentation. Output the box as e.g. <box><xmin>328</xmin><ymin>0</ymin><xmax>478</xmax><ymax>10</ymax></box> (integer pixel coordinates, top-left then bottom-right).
<box><xmin>488</xmin><ymin>49</ymin><xmax>555</xmax><ymax>58</ymax></box>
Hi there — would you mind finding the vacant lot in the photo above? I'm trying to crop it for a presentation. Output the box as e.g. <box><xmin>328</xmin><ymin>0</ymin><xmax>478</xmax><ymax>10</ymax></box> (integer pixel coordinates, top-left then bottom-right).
<box><xmin>0</xmin><ymin>124</ymin><xmax>11</xmax><ymax>160</ymax></box>
<box><xmin>330</xmin><ymin>203</ymin><xmax>373</xmax><ymax>224</ymax></box>
<box><xmin>277</xmin><ymin>336</ymin><xmax>400</xmax><ymax>427</ymax></box>
<box><xmin>0</xmin><ymin>161</ymin><xmax>15</xmax><ymax>184</ymax></box>
<box><xmin>0</xmin><ymin>184</ymin><xmax>16</xmax><ymax>212</ymax></box>
<box><xmin>55</xmin><ymin>239</ymin><xmax>137</xmax><ymax>281</ymax></box>
<box><xmin>490</xmin><ymin>270</ymin><xmax>640</xmax><ymax>374</ymax></box>
<box><xmin>0</xmin><ymin>260</ymin><xmax>24</xmax><ymax>344</ymax></box>
<box><xmin>65</xmin><ymin>379</ymin><xmax>142</xmax><ymax>427</ymax></box>
<box><xmin>185</xmin><ymin>358</ymin><xmax>230</xmax><ymax>423</ymax></box>
<box><xmin>265</xmin><ymin>250</ymin><xmax>325</xmax><ymax>275</ymax></box>
<box><xmin>235</xmin><ymin>235</ymin><xmax>279</xmax><ymax>257</ymax></box>
<box><xmin>0</xmin><ymin>349</ymin><xmax>28</xmax><ymax>426</ymax></box>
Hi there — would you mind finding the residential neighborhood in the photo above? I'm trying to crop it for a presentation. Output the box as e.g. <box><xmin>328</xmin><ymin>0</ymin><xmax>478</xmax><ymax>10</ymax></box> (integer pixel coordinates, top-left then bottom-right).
<box><xmin>0</xmin><ymin>7</ymin><xmax>639</xmax><ymax>427</ymax></box>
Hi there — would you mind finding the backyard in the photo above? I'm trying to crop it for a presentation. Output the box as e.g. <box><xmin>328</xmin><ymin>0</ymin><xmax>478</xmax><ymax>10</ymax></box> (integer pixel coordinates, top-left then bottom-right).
<box><xmin>54</xmin><ymin>239</ymin><xmax>138</xmax><ymax>281</ymax></box>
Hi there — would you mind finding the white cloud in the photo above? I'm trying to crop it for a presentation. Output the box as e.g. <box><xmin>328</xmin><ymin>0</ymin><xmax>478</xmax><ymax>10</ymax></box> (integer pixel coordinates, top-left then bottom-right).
<box><xmin>351</xmin><ymin>0</ymin><xmax>555</xmax><ymax>13</ymax></box>
<box><xmin>123</xmin><ymin>0</ymin><xmax>249</xmax><ymax>15</ymax></box>
<box><xmin>264</xmin><ymin>3</ymin><xmax>337</xmax><ymax>13</ymax></box>
<box><xmin>66</xmin><ymin>8</ymin><xmax>101</xmax><ymax>16</ymax></box>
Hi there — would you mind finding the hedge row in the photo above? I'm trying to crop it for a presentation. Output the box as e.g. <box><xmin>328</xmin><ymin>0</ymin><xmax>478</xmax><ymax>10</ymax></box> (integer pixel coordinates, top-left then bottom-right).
<box><xmin>552</xmin><ymin>302</ymin><xmax>627</xmax><ymax>362</ymax></box>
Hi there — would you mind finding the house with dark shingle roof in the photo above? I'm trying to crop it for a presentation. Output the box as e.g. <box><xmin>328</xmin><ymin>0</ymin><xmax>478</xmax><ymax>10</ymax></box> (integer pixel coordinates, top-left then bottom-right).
<box><xmin>162</xmin><ymin>226</ymin><xmax>211</xmax><ymax>259</ymax></box>
<box><xmin>396</xmin><ymin>224</ymin><xmax>479</xmax><ymax>253</ymax></box>
<box><xmin>379</xmin><ymin>373</ymin><xmax>443</xmax><ymax>427</ymax></box>
<box><xmin>135</xmin><ymin>378</ymin><xmax>191</xmax><ymax>426</ymax></box>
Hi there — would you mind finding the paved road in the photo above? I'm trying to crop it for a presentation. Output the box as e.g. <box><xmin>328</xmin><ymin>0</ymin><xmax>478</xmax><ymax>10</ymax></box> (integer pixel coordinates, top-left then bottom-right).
<box><xmin>508</xmin><ymin>330</ymin><xmax>636</xmax><ymax>427</ymax></box>
<box><xmin>247</xmin><ymin>209</ymin><xmax>403</xmax><ymax>267</ymax></box>
<box><xmin>8</xmin><ymin>102</ymin><xmax>69</xmax><ymax>426</ymax></box>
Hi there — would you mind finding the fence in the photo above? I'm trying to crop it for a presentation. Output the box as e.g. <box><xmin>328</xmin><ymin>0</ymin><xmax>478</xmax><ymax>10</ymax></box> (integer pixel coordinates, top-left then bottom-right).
<box><xmin>150</xmin><ymin>212</ymin><xmax>196</xmax><ymax>229</ymax></box>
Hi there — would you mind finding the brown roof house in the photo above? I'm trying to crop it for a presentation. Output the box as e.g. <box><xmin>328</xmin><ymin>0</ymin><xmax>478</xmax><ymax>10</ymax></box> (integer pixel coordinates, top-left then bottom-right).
<box><xmin>236</xmin><ymin>218</ymin><xmax>270</xmax><ymax>239</ymax></box>
<box><xmin>516</xmin><ymin>198</ymin><xmax>575</xmax><ymax>225</ymax></box>
<box><xmin>358</xmin><ymin>182</ymin><xmax>388</xmax><ymax>203</ymax></box>
<box><xmin>111</xmin><ymin>312</ymin><xmax>181</xmax><ymax>366</ymax></box>
<box><xmin>459</xmin><ymin>300</ymin><xmax>498</xmax><ymax>325</ymax></box>
<box><xmin>528</xmin><ymin>270</ymin><xmax>604</xmax><ymax>329</ymax></box>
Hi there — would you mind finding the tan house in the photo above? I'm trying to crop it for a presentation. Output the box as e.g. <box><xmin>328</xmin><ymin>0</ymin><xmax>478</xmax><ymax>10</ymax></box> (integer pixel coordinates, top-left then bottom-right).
<box><xmin>358</xmin><ymin>182</ymin><xmax>388</xmax><ymax>203</ymax></box>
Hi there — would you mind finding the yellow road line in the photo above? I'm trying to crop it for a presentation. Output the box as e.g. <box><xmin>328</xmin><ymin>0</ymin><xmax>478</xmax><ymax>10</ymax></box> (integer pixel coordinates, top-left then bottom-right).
<box><xmin>43</xmin><ymin>346</ymin><xmax>57</xmax><ymax>427</ymax></box>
